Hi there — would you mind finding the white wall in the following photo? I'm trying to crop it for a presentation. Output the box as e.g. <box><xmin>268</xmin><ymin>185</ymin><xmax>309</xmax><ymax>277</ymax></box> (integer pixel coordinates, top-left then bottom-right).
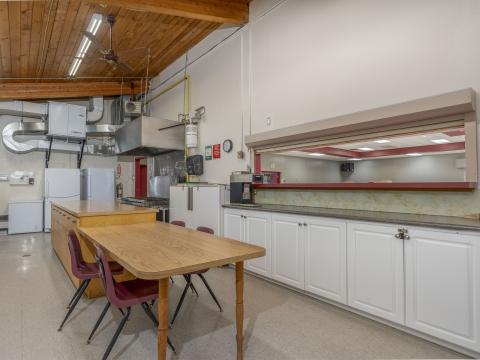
<box><xmin>149</xmin><ymin>0</ymin><xmax>480</xmax><ymax>215</ymax></box>
<box><xmin>150</xmin><ymin>0</ymin><xmax>480</xmax><ymax>180</ymax></box>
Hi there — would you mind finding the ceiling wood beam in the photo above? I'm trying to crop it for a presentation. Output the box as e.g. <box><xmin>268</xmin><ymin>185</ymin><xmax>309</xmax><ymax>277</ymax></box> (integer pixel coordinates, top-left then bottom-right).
<box><xmin>0</xmin><ymin>81</ymin><xmax>144</xmax><ymax>100</ymax></box>
<box><xmin>86</xmin><ymin>0</ymin><xmax>249</xmax><ymax>24</ymax></box>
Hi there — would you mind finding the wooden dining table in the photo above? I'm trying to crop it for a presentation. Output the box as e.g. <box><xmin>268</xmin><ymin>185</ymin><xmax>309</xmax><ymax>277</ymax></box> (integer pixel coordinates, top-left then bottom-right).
<box><xmin>78</xmin><ymin>221</ymin><xmax>266</xmax><ymax>360</ymax></box>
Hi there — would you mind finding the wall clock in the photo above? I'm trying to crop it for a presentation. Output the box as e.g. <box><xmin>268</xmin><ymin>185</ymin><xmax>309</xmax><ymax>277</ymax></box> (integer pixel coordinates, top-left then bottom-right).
<box><xmin>223</xmin><ymin>139</ymin><xmax>233</xmax><ymax>153</ymax></box>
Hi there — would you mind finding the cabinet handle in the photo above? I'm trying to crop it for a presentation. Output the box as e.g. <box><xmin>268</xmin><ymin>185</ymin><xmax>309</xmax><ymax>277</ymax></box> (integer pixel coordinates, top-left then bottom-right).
<box><xmin>303</xmin><ymin>222</ymin><xmax>307</xmax><ymax>226</ymax></box>
<box><xmin>298</xmin><ymin>222</ymin><xmax>302</xmax><ymax>226</ymax></box>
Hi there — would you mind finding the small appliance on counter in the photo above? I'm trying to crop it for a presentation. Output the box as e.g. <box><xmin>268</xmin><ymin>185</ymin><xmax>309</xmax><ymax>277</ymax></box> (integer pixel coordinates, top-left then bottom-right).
<box><xmin>230</xmin><ymin>172</ymin><xmax>261</xmax><ymax>204</ymax></box>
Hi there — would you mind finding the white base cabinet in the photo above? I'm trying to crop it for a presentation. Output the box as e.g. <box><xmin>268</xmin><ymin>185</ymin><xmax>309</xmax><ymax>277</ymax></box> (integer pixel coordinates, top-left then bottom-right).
<box><xmin>405</xmin><ymin>228</ymin><xmax>480</xmax><ymax>351</ymax></box>
<box><xmin>347</xmin><ymin>222</ymin><xmax>405</xmax><ymax>324</ymax></box>
<box><xmin>271</xmin><ymin>214</ymin><xmax>305</xmax><ymax>290</ymax></box>
<box><xmin>224</xmin><ymin>208</ymin><xmax>271</xmax><ymax>276</ymax></box>
<box><xmin>304</xmin><ymin>216</ymin><xmax>347</xmax><ymax>303</ymax></box>
<box><xmin>223</xmin><ymin>208</ymin><xmax>480</xmax><ymax>354</ymax></box>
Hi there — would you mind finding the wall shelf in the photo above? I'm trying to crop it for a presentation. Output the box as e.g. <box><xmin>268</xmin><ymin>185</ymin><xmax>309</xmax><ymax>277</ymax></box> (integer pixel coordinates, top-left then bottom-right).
<box><xmin>254</xmin><ymin>182</ymin><xmax>477</xmax><ymax>191</ymax></box>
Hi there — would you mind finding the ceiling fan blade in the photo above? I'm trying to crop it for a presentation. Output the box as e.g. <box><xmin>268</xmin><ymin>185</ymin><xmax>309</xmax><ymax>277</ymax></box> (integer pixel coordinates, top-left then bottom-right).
<box><xmin>78</xmin><ymin>56</ymin><xmax>105</xmax><ymax>65</ymax></box>
<box><xmin>116</xmin><ymin>47</ymin><xmax>150</xmax><ymax>58</ymax></box>
<box><xmin>114</xmin><ymin>60</ymin><xmax>134</xmax><ymax>74</ymax></box>
<box><xmin>82</xmin><ymin>31</ymin><xmax>108</xmax><ymax>55</ymax></box>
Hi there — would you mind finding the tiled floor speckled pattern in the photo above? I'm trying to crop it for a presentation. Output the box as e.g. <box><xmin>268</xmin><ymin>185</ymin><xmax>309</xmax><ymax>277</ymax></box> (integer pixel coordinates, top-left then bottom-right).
<box><xmin>0</xmin><ymin>233</ymin><xmax>465</xmax><ymax>359</ymax></box>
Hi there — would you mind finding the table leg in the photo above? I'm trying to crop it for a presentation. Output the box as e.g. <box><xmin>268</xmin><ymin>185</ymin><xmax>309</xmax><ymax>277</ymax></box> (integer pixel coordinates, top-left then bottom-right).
<box><xmin>157</xmin><ymin>278</ymin><xmax>169</xmax><ymax>360</ymax></box>
<box><xmin>235</xmin><ymin>261</ymin><xmax>244</xmax><ymax>360</ymax></box>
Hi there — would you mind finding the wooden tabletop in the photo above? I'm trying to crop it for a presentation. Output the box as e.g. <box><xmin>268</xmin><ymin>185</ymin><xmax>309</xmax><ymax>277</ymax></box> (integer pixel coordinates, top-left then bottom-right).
<box><xmin>78</xmin><ymin>222</ymin><xmax>266</xmax><ymax>280</ymax></box>
<box><xmin>52</xmin><ymin>200</ymin><xmax>158</xmax><ymax>217</ymax></box>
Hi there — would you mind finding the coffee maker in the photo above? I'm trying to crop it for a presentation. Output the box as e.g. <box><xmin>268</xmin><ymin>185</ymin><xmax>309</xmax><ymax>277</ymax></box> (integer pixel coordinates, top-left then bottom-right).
<box><xmin>229</xmin><ymin>172</ymin><xmax>261</xmax><ymax>204</ymax></box>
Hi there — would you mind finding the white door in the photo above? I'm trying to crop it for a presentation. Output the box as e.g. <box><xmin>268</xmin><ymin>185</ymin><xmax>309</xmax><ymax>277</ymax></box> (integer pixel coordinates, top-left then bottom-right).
<box><xmin>405</xmin><ymin>228</ymin><xmax>480</xmax><ymax>351</ymax></box>
<box><xmin>244</xmin><ymin>211</ymin><xmax>271</xmax><ymax>277</ymax></box>
<box><xmin>304</xmin><ymin>216</ymin><xmax>347</xmax><ymax>304</ymax></box>
<box><xmin>347</xmin><ymin>222</ymin><xmax>404</xmax><ymax>324</ymax></box>
<box><xmin>192</xmin><ymin>186</ymin><xmax>220</xmax><ymax>234</ymax></box>
<box><xmin>169</xmin><ymin>186</ymin><xmax>192</xmax><ymax>228</ymax></box>
<box><xmin>271</xmin><ymin>214</ymin><xmax>305</xmax><ymax>289</ymax></box>
<box><xmin>223</xmin><ymin>209</ymin><xmax>244</xmax><ymax>242</ymax></box>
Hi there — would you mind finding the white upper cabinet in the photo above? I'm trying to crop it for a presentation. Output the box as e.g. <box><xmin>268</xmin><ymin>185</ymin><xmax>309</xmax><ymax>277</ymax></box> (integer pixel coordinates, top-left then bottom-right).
<box><xmin>405</xmin><ymin>229</ymin><xmax>480</xmax><ymax>351</ymax></box>
<box><xmin>271</xmin><ymin>214</ymin><xmax>305</xmax><ymax>289</ymax></box>
<box><xmin>347</xmin><ymin>222</ymin><xmax>405</xmax><ymax>324</ymax></box>
<box><xmin>304</xmin><ymin>216</ymin><xmax>347</xmax><ymax>304</ymax></box>
<box><xmin>244</xmin><ymin>211</ymin><xmax>271</xmax><ymax>276</ymax></box>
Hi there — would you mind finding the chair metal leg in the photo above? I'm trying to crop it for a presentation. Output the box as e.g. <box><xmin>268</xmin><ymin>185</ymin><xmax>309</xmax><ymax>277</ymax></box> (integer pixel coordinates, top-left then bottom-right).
<box><xmin>141</xmin><ymin>303</ymin><xmax>176</xmax><ymax>353</ymax></box>
<box><xmin>87</xmin><ymin>301</ymin><xmax>110</xmax><ymax>344</ymax></box>
<box><xmin>102</xmin><ymin>307</ymin><xmax>130</xmax><ymax>360</ymax></box>
<box><xmin>66</xmin><ymin>280</ymin><xmax>86</xmax><ymax>309</ymax></box>
<box><xmin>183</xmin><ymin>274</ymin><xmax>198</xmax><ymax>296</ymax></box>
<box><xmin>170</xmin><ymin>275</ymin><xmax>192</xmax><ymax>327</ymax></box>
<box><xmin>58</xmin><ymin>279</ymin><xmax>90</xmax><ymax>331</ymax></box>
<box><xmin>197</xmin><ymin>273</ymin><xmax>223</xmax><ymax>312</ymax></box>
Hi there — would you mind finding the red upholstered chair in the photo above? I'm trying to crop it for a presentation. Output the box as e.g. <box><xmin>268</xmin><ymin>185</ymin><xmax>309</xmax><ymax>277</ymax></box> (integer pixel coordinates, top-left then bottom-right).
<box><xmin>169</xmin><ymin>226</ymin><xmax>223</xmax><ymax>328</ymax></box>
<box><xmin>58</xmin><ymin>230</ymin><xmax>123</xmax><ymax>332</ymax></box>
<box><xmin>89</xmin><ymin>245</ymin><xmax>175</xmax><ymax>359</ymax></box>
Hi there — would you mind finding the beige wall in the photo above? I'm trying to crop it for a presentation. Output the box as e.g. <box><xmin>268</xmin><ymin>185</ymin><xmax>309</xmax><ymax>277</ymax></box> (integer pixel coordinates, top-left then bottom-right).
<box><xmin>150</xmin><ymin>0</ymin><xmax>480</xmax><ymax>216</ymax></box>
<box><xmin>0</xmin><ymin>111</ymin><xmax>136</xmax><ymax>216</ymax></box>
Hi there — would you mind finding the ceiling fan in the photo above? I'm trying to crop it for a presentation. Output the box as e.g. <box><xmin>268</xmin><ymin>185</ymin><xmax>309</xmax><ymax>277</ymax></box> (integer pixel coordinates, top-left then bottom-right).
<box><xmin>83</xmin><ymin>14</ymin><xmax>149</xmax><ymax>74</ymax></box>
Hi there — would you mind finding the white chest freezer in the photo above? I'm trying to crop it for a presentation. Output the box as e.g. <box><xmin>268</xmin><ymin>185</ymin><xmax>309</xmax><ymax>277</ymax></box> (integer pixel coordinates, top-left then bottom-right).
<box><xmin>8</xmin><ymin>200</ymin><xmax>44</xmax><ymax>234</ymax></box>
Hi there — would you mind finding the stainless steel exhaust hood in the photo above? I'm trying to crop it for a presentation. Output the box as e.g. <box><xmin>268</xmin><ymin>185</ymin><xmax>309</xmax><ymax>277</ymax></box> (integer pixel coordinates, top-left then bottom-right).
<box><xmin>115</xmin><ymin>116</ymin><xmax>185</xmax><ymax>156</ymax></box>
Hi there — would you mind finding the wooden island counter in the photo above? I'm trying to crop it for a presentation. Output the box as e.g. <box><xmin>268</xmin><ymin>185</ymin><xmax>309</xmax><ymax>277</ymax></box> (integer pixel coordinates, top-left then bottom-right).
<box><xmin>51</xmin><ymin>200</ymin><xmax>157</xmax><ymax>298</ymax></box>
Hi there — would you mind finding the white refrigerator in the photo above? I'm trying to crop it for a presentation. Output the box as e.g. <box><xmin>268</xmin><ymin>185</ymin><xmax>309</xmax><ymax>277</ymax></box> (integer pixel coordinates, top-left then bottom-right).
<box><xmin>80</xmin><ymin>168</ymin><xmax>115</xmax><ymax>201</ymax></box>
<box><xmin>44</xmin><ymin>168</ymin><xmax>80</xmax><ymax>232</ymax></box>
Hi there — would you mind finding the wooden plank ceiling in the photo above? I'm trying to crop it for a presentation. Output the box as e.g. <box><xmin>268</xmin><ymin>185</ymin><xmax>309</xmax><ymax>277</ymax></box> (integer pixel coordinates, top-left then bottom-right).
<box><xmin>0</xmin><ymin>0</ymin><xmax>249</xmax><ymax>99</ymax></box>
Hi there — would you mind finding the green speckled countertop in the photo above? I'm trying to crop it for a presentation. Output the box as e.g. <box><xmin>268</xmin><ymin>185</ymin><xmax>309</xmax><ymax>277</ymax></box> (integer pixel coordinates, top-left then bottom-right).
<box><xmin>223</xmin><ymin>203</ymin><xmax>480</xmax><ymax>232</ymax></box>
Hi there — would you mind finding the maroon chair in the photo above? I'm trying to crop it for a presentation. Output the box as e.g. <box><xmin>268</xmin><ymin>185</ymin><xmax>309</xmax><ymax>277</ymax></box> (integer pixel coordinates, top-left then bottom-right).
<box><xmin>171</xmin><ymin>220</ymin><xmax>186</xmax><ymax>227</ymax></box>
<box><xmin>58</xmin><ymin>230</ymin><xmax>123</xmax><ymax>332</ymax></box>
<box><xmin>90</xmin><ymin>245</ymin><xmax>175</xmax><ymax>359</ymax></box>
<box><xmin>169</xmin><ymin>226</ymin><xmax>223</xmax><ymax>328</ymax></box>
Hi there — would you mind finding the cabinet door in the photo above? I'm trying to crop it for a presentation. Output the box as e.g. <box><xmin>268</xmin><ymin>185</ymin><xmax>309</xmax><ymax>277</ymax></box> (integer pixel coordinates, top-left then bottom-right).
<box><xmin>192</xmin><ymin>186</ymin><xmax>220</xmax><ymax>234</ymax></box>
<box><xmin>347</xmin><ymin>222</ymin><xmax>404</xmax><ymax>324</ymax></box>
<box><xmin>271</xmin><ymin>214</ymin><xmax>304</xmax><ymax>289</ymax></box>
<box><xmin>304</xmin><ymin>217</ymin><xmax>347</xmax><ymax>304</ymax></box>
<box><xmin>169</xmin><ymin>186</ymin><xmax>192</xmax><ymax>228</ymax></box>
<box><xmin>405</xmin><ymin>229</ymin><xmax>480</xmax><ymax>351</ymax></box>
<box><xmin>244</xmin><ymin>211</ymin><xmax>271</xmax><ymax>277</ymax></box>
<box><xmin>223</xmin><ymin>209</ymin><xmax>244</xmax><ymax>242</ymax></box>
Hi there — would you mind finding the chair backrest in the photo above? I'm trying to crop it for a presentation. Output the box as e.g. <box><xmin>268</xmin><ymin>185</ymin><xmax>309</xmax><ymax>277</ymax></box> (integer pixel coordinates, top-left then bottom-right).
<box><xmin>196</xmin><ymin>226</ymin><xmax>214</xmax><ymax>235</ymax></box>
<box><xmin>95</xmin><ymin>245</ymin><xmax>122</xmax><ymax>308</ymax></box>
<box><xmin>171</xmin><ymin>220</ymin><xmax>186</xmax><ymax>227</ymax></box>
<box><xmin>67</xmin><ymin>230</ymin><xmax>87</xmax><ymax>278</ymax></box>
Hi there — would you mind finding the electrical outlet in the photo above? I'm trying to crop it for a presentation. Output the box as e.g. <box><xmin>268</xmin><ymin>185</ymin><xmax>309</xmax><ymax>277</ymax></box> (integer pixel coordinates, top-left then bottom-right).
<box><xmin>266</xmin><ymin>116</ymin><xmax>272</xmax><ymax>126</ymax></box>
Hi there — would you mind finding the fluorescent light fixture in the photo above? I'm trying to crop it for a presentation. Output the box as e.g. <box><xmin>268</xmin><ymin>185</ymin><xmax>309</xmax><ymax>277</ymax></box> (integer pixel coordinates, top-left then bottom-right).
<box><xmin>407</xmin><ymin>153</ymin><xmax>422</xmax><ymax>156</ymax></box>
<box><xmin>68</xmin><ymin>13</ymin><xmax>102</xmax><ymax>77</ymax></box>
<box><xmin>357</xmin><ymin>147</ymin><xmax>373</xmax><ymax>151</ymax></box>
<box><xmin>309</xmin><ymin>153</ymin><xmax>325</xmax><ymax>156</ymax></box>
<box><xmin>374</xmin><ymin>139</ymin><xmax>391</xmax><ymax>144</ymax></box>
<box><xmin>431</xmin><ymin>139</ymin><xmax>450</xmax><ymax>144</ymax></box>
<box><xmin>349</xmin><ymin>158</ymin><xmax>361</xmax><ymax>161</ymax></box>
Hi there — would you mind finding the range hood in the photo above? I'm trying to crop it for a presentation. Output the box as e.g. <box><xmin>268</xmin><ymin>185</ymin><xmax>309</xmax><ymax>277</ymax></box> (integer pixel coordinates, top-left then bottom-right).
<box><xmin>115</xmin><ymin>116</ymin><xmax>185</xmax><ymax>156</ymax></box>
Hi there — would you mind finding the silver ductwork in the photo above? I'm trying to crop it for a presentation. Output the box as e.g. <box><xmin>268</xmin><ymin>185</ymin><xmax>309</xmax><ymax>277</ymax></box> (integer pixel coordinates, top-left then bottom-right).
<box><xmin>2</xmin><ymin>121</ymin><xmax>118</xmax><ymax>155</ymax></box>
<box><xmin>0</xmin><ymin>100</ymin><xmax>47</xmax><ymax>119</ymax></box>
<box><xmin>87</xmin><ymin>97</ymin><xmax>104</xmax><ymax>123</ymax></box>
<box><xmin>115</xmin><ymin>116</ymin><xmax>185</xmax><ymax>156</ymax></box>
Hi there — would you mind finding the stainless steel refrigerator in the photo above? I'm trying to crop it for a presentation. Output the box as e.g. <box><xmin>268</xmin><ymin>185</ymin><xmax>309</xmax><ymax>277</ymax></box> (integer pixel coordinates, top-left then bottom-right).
<box><xmin>80</xmin><ymin>168</ymin><xmax>115</xmax><ymax>201</ymax></box>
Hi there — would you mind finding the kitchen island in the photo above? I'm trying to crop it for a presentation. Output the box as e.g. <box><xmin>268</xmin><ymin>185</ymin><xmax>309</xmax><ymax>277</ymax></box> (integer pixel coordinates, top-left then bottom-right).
<box><xmin>51</xmin><ymin>200</ymin><xmax>158</xmax><ymax>298</ymax></box>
